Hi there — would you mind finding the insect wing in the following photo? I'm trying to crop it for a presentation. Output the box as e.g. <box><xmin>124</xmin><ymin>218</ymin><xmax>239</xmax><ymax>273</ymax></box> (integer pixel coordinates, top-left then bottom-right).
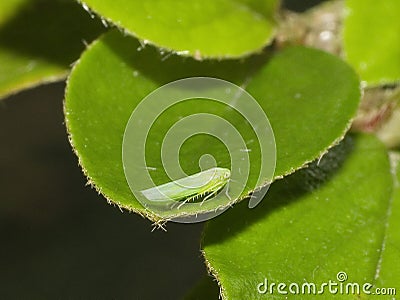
<box><xmin>140</xmin><ymin>167</ymin><xmax>230</xmax><ymax>202</ymax></box>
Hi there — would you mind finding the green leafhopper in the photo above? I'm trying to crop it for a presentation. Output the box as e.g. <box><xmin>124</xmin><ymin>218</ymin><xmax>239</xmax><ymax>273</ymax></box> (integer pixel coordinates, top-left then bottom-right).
<box><xmin>141</xmin><ymin>167</ymin><xmax>231</xmax><ymax>208</ymax></box>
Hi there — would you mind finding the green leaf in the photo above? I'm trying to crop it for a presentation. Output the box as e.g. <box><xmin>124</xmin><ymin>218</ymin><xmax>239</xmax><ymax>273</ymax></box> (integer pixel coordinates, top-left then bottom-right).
<box><xmin>80</xmin><ymin>0</ymin><xmax>279</xmax><ymax>59</ymax></box>
<box><xmin>202</xmin><ymin>134</ymin><xmax>398</xmax><ymax>299</ymax></box>
<box><xmin>343</xmin><ymin>0</ymin><xmax>400</xmax><ymax>86</ymax></box>
<box><xmin>0</xmin><ymin>0</ymin><xmax>104</xmax><ymax>99</ymax></box>
<box><xmin>374</xmin><ymin>152</ymin><xmax>400</xmax><ymax>289</ymax></box>
<box><xmin>0</xmin><ymin>0</ymin><xmax>27</xmax><ymax>23</ymax></box>
<box><xmin>64</xmin><ymin>29</ymin><xmax>360</xmax><ymax>221</ymax></box>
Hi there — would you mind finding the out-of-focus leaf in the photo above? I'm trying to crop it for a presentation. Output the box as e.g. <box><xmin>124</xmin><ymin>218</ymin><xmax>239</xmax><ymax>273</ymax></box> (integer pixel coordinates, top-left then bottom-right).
<box><xmin>80</xmin><ymin>0</ymin><xmax>279</xmax><ymax>59</ymax></box>
<box><xmin>0</xmin><ymin>0</ymin><xmax>104</xmax><ymax>99</ymax></box>
<box><xmin>343</xmin><ymin>0</ymin><xmax>400</xmax><ymax>86</ymax></box>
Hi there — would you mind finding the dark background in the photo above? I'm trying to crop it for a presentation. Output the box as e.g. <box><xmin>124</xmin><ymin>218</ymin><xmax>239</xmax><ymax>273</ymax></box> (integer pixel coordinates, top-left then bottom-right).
<box><xmin>0</xmin><ymin>83</ymin><xmax>206</xmax><ymax>299</ymax></box>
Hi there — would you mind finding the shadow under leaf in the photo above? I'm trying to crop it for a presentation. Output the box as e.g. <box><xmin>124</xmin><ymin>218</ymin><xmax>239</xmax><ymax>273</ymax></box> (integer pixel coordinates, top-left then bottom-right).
<box><xmin>101</xmin><ymin>28</ymin><xmax>271</xmax><ymax>87</ymax></box>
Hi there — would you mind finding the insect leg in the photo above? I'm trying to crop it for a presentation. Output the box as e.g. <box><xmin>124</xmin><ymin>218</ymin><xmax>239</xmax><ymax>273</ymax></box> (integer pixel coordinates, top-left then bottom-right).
<box><xmin>176</xmin><ymin>200</ymin><xmax>187</xmax><ymax>209</ymax></box>
<box><xmin>176</xmin><ymin>194</ymin><xmax>197</xmax><ymax>209</ymax></box>
<box><xmin>200</xmin><ymin>190</ymin><xmax>218</xmax><ymax>206</ymax></box>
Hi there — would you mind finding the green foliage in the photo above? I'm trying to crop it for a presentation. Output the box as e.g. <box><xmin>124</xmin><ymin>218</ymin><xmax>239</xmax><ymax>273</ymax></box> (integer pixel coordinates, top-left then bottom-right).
<box><xmin>2</xmin><ymin>0</ymin><xmax>399</xmax><ymax>298</ymax></box>
<box><xmin>80</xmin><ymin>0</ymin><xmax>279</xmax><ymax>59</ymax></box>
<box><xmin>343</xmin><ymin>0</ymin><xmax>400</xmax><ymax>85</ymax></box>
<box><xmin>374</xmin><ymin>153</ymin><xmax>400</xmax><ymax>288</ymax></box>
<box><xmin>0</xmin><ymin>0</ymin><xmax>104</xmax><ymax>99</ymax></box>
<box><xmin>202</xmin><ymin>134</ymin><xmax>397</xmax><ymax>298</ymax></box>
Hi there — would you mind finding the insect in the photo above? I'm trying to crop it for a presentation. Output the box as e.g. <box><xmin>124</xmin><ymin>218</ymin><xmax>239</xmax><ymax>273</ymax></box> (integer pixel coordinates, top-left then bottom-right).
<box><xmin>140</xmin><ymin>167</ymin><xmax>231</xmax><ymax>209</ymax></box>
